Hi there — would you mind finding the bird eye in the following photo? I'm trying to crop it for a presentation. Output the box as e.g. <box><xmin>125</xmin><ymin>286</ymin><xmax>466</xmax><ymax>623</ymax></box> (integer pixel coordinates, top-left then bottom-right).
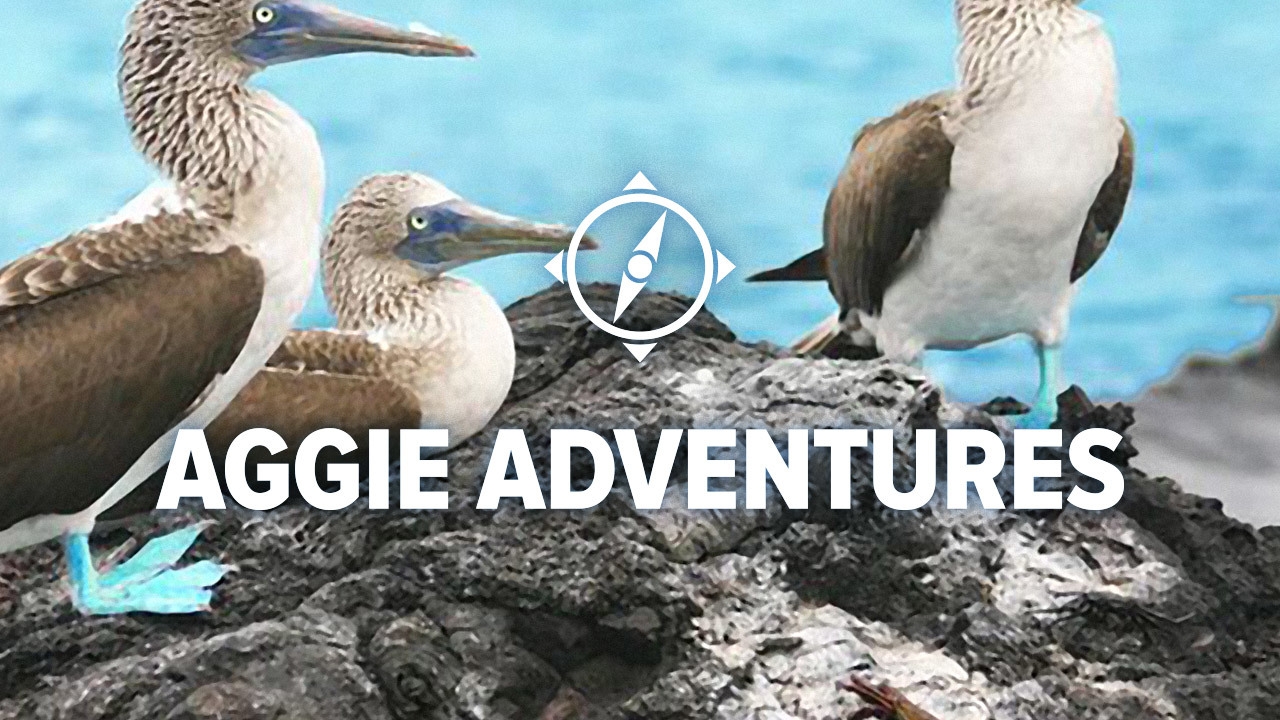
<box><xmin>408</xmin><ymin>214</ymin><xmax>429</xmax><ymax>232</ymax></box>
<box><xmin>253</xmin><ymin>5</ymin><xmax>277</xmax><ymax>25</ymax></box>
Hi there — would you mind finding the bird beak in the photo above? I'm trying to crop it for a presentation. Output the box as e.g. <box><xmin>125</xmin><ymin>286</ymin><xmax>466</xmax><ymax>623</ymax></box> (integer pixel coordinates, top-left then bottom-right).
<box><xmin>397</xmin><ymin>201</ymin><xmax>597</xmax><ymax>268</ymax></box>
<box><xmin>238</xmin><ymin>2</ymin><xmax>474</xmax><ymax>67</ymax></box>
<box><xmin>448</xmin><ymin>202</ymin><xmax>598</xmax><ymax>261</ymax></box>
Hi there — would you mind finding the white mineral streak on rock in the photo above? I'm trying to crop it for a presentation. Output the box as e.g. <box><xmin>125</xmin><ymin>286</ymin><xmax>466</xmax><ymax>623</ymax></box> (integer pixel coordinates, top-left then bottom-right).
<box><xmin>986</xmin><ymin>513</ymin><xmax>1184</xmax><ymax>618</ymax></box>
<box><xmin>690</xmin><ymin>554</ymin><xmax>993</xmax><ymax>720</ymax></box>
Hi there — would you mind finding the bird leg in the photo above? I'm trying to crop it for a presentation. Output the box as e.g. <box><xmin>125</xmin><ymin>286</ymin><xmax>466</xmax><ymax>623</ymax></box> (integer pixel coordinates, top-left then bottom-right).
<box><xmin>64</xmin><ymin>523</ymin><xmax>230</xmax><ymax>615</ymax></box>
<box><xmin>1015</xmin><ymin>343</ymin><xmax>1063</xmax><ymax>429</ymax></box>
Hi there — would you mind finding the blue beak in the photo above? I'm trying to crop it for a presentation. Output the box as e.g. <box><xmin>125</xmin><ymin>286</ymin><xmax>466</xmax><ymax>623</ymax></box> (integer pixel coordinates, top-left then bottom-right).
<box><xmin>396</xmin><ymin>201</ymin><xmax>596</xmax><ymax>267</ymax></box>
<box><xmin>237</xmin><ymin>2</ymin><xmax>473</xmax><ymax>67</ymax></box>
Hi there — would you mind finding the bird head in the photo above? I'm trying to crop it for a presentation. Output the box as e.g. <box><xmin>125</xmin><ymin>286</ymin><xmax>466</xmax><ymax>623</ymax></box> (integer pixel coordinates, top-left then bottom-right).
<box><xmin>124</xmin><ymin>0</ymin><xmax>473</xmax><ymax>80</ymax></box>
<box><xmin>326</xmin><ymin>173</ymin><xmax>596</xmax><ymax>281</ymax></box>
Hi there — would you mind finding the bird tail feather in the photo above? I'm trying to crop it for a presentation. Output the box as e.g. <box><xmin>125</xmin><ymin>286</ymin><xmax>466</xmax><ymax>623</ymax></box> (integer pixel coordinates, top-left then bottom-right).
<box><xmin>747</xmin><ymin>249</ymin><xmax>827</xmax><ymax>283</ymax></box>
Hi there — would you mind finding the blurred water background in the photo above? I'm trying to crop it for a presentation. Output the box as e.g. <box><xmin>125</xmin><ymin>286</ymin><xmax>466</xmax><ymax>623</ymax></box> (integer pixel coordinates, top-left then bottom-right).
<box><xmin>0</xmin><ymin>0</ymin><xmax>1277</xmax><ymax>403</ymax></box>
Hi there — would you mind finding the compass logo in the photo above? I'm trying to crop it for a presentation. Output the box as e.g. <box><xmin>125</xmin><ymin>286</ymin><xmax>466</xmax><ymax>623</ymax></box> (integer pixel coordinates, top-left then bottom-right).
<box><xmin>543</xmin><ymin>172</ymin><xmax>737</xmax><ymax>362</ymax></box>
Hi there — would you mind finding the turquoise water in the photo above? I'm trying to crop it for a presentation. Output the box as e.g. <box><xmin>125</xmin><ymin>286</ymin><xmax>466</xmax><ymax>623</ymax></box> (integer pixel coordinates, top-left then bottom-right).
<box><xmin>0</xmin><ymin>1</ymin><xmax>1277</xmax><ymax>402</ymax></box>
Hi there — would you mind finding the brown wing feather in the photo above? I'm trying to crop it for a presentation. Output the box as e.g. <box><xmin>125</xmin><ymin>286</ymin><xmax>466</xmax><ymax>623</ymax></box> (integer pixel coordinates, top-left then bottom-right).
<box><xmin>0</xmin><ymin>249</ymin><xmax>262</xmax><ymax>532</ymax></box>
<box><xmin>268</xmin><ymin>329</ymin><xmax>393</xmax><ymax>376</ymax></box>
<box><xmin>112</xmin><ymin>364</ymin><xmax>424</xmax><ymax>519</ymax></box>
<box><xmin>206</xmin><ymin>368</ymin><xmax>422</xmax><ymax>452</ymax></box>
<box><xmin>215</xmin><ymin>333</ymin><xmax>421</xmax><ymax>475</ymax></box>
<box><xmin>826</xmin><ymin>92</ymin><xmax>955</xmax><ymax>317</ymax></box>
<box><xmin>0</xmin><ymin>214</ymin><xmax>218</xmax><ymax>309</ymax></box>
<box><xmin>746</xmin><ymin>249</ymin><xmax>827</xmax><ymax>283</ymax></box>
<box><xmin>1072</xmin><ymin>120</ymin><xmax>1135</xmax><ymax>283</ymax></box>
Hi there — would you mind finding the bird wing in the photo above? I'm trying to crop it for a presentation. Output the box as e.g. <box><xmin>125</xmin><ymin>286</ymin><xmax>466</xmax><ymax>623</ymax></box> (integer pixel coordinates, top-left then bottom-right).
<box><xmin>203</xmin><ymin>368</ymin><xmax>423</xmax><ymax>452</ymax></box>
<box><xmin>267</xmin><ymin>329</ymin><xmax>395</xmax><ymax>377</ymax></box>
<box><xmin>1072</xmin><ymin>120</ymin><xmax>1136</xmax><ymax>283</ymax></box>
<box><xmin>107</xmin><ymin>364</ymin><xmax>424</xmax><ymax>521</ymax></box>
<box><xmin>824</xmin><ymin>92</ymin><xmax>955</xmax><ymax>317</ymax></box>
<box><xmin>745</xmin><ymin>94</ymin><xmax>955</xmax><ymax>315</ymax></box>
<box><xmin>0</xmin><ymin>232</ymin><xmax>262</xmax><ymax>534</ymax></box>
<box><xmin>0</xmin><ymin>211</ymin><xmax>217</xmax><ymax>308</ymax></box>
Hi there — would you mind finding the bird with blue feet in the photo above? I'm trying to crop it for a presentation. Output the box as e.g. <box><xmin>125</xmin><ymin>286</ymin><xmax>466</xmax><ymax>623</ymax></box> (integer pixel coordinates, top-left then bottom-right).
<box><xmin>748</xmin><ymin>0</ymin><xmax>1135</xmax><ymax>429</ymax></box>
<box><xmin>0</xmin><ymin>0</ymin><xmax>473</xmax><ymax>616</ymax></box>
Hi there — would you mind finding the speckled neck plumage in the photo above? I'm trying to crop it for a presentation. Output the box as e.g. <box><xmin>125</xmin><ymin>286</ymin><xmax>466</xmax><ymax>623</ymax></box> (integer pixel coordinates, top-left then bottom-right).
<box><xmin>954</xmin><ymin>0</ymin><xmax>1092</xmax><ymax>113</ymax></box>
<box><xmin>325</xmin><ymin>253</ymin><xmax>461</xmax><ymax>338</ymax></box>
<box><xmin>120</xmin><ymin>9</ymin><xmax>268</xmax><ymax>220</ymax></box>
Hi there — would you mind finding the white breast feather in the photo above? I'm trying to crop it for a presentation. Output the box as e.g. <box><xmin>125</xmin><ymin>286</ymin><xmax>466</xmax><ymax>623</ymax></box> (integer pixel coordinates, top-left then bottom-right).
<box><xmin>406</xmin><ymin>280</ymin><xmax>516</xmax><ymax>449</ymax></box>
<box><xmin>868</xmin><ymin>20</ymin><xmax>1120</xmax><ymax>362</ymax></box>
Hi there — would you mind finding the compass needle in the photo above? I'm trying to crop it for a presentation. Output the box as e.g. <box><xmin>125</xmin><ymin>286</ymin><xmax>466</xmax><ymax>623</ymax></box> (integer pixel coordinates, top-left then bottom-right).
<box><xmin>614</xmin><ymin>212</ymin><xmax>667</xmax><ymax>321</ymax></box>
<box><xmin>563</xmin><ymin>174</ymin><xmax>729</xmax><ymax>362</ymax></box>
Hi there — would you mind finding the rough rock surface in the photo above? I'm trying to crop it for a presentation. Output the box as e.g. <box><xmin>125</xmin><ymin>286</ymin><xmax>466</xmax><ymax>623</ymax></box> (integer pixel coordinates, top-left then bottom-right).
<box><xmin>1132</xmin><ymin>300</ymin><xmax>1280</xmax><ymax>526</ymax></box>
<box><xmin>1</xmin><ymin>284</ymin><xmax>1278</xmax><ymax>720</ymax></box>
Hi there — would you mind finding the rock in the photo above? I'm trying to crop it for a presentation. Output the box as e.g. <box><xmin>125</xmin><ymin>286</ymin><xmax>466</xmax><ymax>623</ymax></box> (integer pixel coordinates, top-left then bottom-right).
<box><xmin>8</xmin><ymin>607</ymin><xmax>387</xmax><ymax>720</ymax></box>
<box><xmin>976</xmin><ymin>398</ymin><xmax>1031</xmax><ymax>418</ymax></box>
<box><xmin>1131</xmin><ymin>299</ymin><xmax>1280</xmax><ymax>526</ymax></box>
<box><xmin>1</xmin><ymin>284</ymin><xmax>1278</xmax><ymax>720</ymax></box>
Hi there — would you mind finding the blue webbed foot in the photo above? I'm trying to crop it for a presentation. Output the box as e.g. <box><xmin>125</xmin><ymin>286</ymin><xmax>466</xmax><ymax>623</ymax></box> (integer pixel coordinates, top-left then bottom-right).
<box><xmin>65</xmin><ymin>523</ymin><xmax>231</xmax><ymax>616</ymax></box>
<box><xmin>1013</xmin><ymin>402</ymin><xmax>1058</xmax><ymax>430</ymax></box>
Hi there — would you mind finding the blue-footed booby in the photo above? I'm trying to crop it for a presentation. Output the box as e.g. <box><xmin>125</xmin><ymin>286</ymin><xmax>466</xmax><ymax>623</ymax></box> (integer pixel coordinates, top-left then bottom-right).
<box><xmin>0</xmin><ymin>0</ymin><xmax>471</xmax><ymax>615</ymax></box>
<box><xmin>750</xmin><ymin>0</ymin><xmax>1135</xmax><ymax>428</ymax></box>
<box><xmin>196</xmin><ymin>172</ymin><xmax>593</xmax><ymax>460</ymax></box>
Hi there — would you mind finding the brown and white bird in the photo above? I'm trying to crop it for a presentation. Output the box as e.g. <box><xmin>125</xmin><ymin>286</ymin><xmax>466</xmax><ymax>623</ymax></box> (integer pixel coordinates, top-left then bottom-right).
<box><xmin>196</xmin><ymin>172</ymin><xmax>590</xmax><ymax>464</ymax></box>
<box><xmin>750</xmin><ymin>0</ymin><xmax>1135</xmax><ymax>427</ymax></box>
<box><xmin>0</xmin><ymin>0</ymin><xmax>471</xmax><ymax>615</ymax></box>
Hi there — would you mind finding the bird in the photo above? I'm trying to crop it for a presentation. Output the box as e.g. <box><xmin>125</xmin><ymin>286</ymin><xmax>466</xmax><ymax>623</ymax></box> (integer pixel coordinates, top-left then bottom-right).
<box><xmin>167</xmin><ymin>172</ymin><xmax>593</xmax><ymax>477</ymax></box>
<box><xmin>749</xmin><ymin>0</ymin><xmax>1135</xmax><ymax>428</ymax></box>
<box><xmin>0</xmin><ymin>0</ymin><xmax>472</xmax><ymax>615</ymax></box>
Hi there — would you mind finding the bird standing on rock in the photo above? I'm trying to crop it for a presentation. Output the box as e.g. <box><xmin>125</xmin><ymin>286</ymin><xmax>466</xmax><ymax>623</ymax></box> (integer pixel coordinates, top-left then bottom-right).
<box><xmin>0</xmin><ymin>0</ymin><xmax>472</xmax><ymax>615</ymax></box>
<box><xmin>750</xmin><ymin>0</ymin><xmax>1135</xmax><ymax>428</ymax></box>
